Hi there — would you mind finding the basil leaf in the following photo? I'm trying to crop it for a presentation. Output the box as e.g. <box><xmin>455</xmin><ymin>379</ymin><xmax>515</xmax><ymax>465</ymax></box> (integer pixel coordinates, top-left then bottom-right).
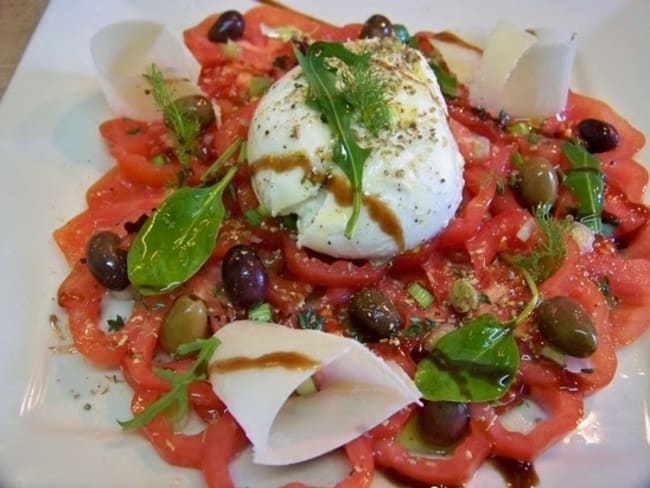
<box><xmin>295</xmin><ymin>42</ymin><xmax>372</xmax><ymax>238</ymax></box>
<box><xmin>414</xmin><ymin>314</ymin><xmax>519</xmax><ymax>402</ymax></box>
<box><xmin>562</xmin><ymin>141</ymin><xmax>604</xmax><ymax>233</ymax></box>
<box><xmin>128</xmin><ymin>164</ymin><xmax>239</xmax><ymax>295</ymax></box>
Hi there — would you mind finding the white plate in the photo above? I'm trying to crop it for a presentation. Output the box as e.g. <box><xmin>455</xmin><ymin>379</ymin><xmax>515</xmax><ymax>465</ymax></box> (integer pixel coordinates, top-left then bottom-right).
<box><xmin>0</xmin><ymin>1</ymin><xmax>648</xmax><ymax>487</ymax></box>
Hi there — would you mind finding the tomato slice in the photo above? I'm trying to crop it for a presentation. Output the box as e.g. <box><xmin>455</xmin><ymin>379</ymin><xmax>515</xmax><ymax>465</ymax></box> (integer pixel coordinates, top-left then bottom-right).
<box><xmin>201</xmin><ymin>413</ymin><xmax>248</xmax><ymax>488</ymax></box>
<box><xmin>283</xmin><ymin>234</ymin><xmax>386</xmax><ymax>289</ymax></box>
<box><xmin>57</xmin><ymin>263</ymin><xmax>130</xmax><ymax>368</ymax></box>
<box><xmin>335</xmin><ymin>435</ymin><xmax>374</xmax><ymax>488</ymax></box>
<box><xmin>372</xmin><ymin>420</ymin><xmax>491</xmax><ymax>486</ymax></box>
<box><xmin>132</xmin><ymin>389</ymin><xmax>205</xmax><ymax>469</ymax></box>
<box><xmin>473</xmin><ymin>386</ymin><xmax>583</xmax><ymax>462</ymax></box>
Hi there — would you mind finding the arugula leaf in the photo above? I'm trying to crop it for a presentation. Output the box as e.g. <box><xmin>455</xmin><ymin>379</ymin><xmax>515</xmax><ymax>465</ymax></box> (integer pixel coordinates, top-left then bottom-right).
<box><xmin>295</xmin><ymin>42</ymin><xmax>375</xmax><ymax>238</ymax></box>
<box><xmin>562</xmin><ymin>141</ymin><xmax>605</xmax><ymax>233</ymax></box>
<box><xmin>414</xmin><ymin>314</ymin><xmax>519</xmax><ymax>402</ymax></box>
<box><xmin>509</xmin><ymin>204</ymin><xmax>569</xmax><ymax>282</ymax></box>
<box><xmin>118</xmin><ymin>337</ymin><xmax>220</xmax><ymax>430</ymax></box>
<box><xmin>127</xmin><ymin>163</ymin><xmax>239</xmax><ymax>295</ymax></box>
<box><xmin>146</xmin><ymin>64</ymin><xmax>201</xmax><ymax>169</ymax></box>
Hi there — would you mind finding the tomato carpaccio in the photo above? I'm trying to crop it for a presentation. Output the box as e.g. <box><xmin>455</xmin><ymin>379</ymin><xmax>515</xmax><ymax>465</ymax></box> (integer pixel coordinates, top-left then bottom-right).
<box><xmin>54</xmin><ymin>5</ymin><xmax>650</xmax><ymax>488</ymax></box>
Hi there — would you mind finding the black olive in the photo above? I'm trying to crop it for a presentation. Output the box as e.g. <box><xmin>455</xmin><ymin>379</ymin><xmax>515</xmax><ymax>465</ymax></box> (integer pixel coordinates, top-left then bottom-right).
<box><xmin>86</xmin><ymin>231</ymin><xmax>129</xmax><ymax>290</ymax></box>
<box><xmin>536</xmin><ymin>296</ymin><xmax>598</xmax><ymax>358</ymax></box>
<box><xmin>519</xmin><ymin>156</ymin><xmax>559</xmax><ymax>207</ymax></box>
<box><xmin>222</xmin><ymin>245</ymin><xmax>269</xmax><ymax>307</ymax></box>
<box><xmin>576</xmin><ymin>118</ymin><xmax>620</xmax><ymax>153</ymax></box>
<box><xmin>418</xmin><ymin>400</ymin><xmax>470</xmax><ymax>446</ymax></box>
<box><xmin>360</xmin><ymin>14</ymin><xmax>393</xmax><ymax>39</ymax></box>
<box><xmin>349</xmin><ymin>288</ymin><xmax>401</xmax><ymax>340</ymax></box>
<box><xmin>170</xmin><ymin>95</ymin><xmax>215</xmax><ymax>132</ymax></box>
<box><xmin>208</xmin><ymin>10</ymin><xmax>245</xmax><ymax>43</ymax></box>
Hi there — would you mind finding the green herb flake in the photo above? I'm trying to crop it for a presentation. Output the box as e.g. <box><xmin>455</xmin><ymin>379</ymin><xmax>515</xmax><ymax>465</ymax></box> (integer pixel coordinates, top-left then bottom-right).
<box><xmin>126</xmin><ymin>127</ymin><xmax>142</xmax><ymax>135</ymax></box>
<box><xmin>403</xmin><ymin>317</ymin><xmax>437</xmax><ymax>338</ymax></box>
<box><xmin>107</xmin><ymin>315</ymin><xmax>126</xmax><ymax>332</ymax></box>
<box><xmin>248</xmin><ymin>302</ymin><xmax>273</xmax><ymax>322</ymax></box>
<box><xmin>297</xmin><ymin>308</ymin><xmax>324</xmax><ymax>331</ymax></box>
<box><xmin>118</xmin><ymin>337</ymin><xmax>220</xmax><ymax>430</ymax></box>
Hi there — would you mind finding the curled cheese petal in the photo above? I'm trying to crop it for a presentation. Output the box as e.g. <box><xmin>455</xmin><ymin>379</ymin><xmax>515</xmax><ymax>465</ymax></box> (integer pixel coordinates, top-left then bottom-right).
<box><xmin>90</xmin><ymin>21</ymin><xmax>202</xmax><ymax>120</ymax></box>
<box><xmin>209</xmin><ymin>321</ymin><xmax>421</xmax><ymax>466</ymax></box>
<box><xmin>470</xmin><ymin>20</ymin><xmax>576</xmax><ymax>118</ymax></box>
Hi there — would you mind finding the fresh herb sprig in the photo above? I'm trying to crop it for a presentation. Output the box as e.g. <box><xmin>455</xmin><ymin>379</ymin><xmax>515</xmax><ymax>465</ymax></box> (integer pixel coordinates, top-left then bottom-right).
<box><xmin>128</xmin><ymin>140</ymin><xmax>243</xmax><ymax>295</ymax></box>
<box><xmin>146</xmin><ymin>63</ymin><xmax>201</xmax><ymax>169</ymax></box>
<box><xmin>562</xmin><ymin>141</ymin><xmax>605</xmax><ymax>233</ymax></box>
<box><xmin>118</xmin><ymin>337</ymin><xmax>220</xmax><ymax>430</ymax></box>
<box><xmin>340</xmin><ymin>52</ymin><xmax>393</xmax><ymax>135</ymax></box>
<box><xmin>295</xmin><ymin>41</ymin><xmax>394</xmax><ymax>238</ymax></box>
<box><xmin>509</xmin><ymin>204</ymin><xmax>569</xmax><ymax>282</ymax></box>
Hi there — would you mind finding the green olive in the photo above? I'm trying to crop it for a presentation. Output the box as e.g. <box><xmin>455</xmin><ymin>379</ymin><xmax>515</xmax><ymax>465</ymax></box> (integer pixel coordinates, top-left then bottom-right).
<box><xmin>160</xmin><ymin>295</ymin><xmax>210</xmax><ymax>354</ymax></box>
<box><xmin>519</xmin><ymin>156</ymin><xmax>559</xmax><ymax>207</ymax></box>
<box><xmin>536</xmin><ymin>296</ymin><xmax>598</xmax><ymax>358</ymax></box>
<box><xmin>449</xmin><ymin>278</ymin><xmax>479</xmax><ymax>314</ymax></box>
<box><xmin>349</xmin><ymin>288</ymin><xmax>401</xmax><ymax>340</ymax></box>
<box><xmin>418</xmin><ymin>400</ymin><xmax>470</xmax><ymax>446</ymax></box>
<box><xmin>169</xmin><ymin>95</ymin><xmax>216</xmax><ymax>132</ymax></box>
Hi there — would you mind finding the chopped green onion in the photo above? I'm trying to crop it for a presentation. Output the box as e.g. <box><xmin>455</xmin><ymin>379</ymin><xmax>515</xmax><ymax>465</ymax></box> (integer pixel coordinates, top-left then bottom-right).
<box><xmin>408</xmin><ymin>282</ymin><xmax>434</xmax><ymax>308</ymax></box>
<box><xmin>248</xmin><ymin>302</ymin><xmax>273</xmax><ymax>322</ymax></box>
<box><xmin>295</xmin><ymin>377</ymin><xmax>317</xmax><ymax>396</ymax></box>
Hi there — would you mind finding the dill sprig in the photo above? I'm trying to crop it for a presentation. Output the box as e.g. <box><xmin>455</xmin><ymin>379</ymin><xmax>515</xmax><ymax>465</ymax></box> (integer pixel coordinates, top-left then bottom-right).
<box><xmin>145</xmin><ymin>63</ymin><xmax>201</xmax><ymax>169</ymax></box>
<box><xmin>509</xmin><ymin>204</ymin><xmax>569</xmax><ymax>283</ymax></box>
<box><xmin>341</xmin><ymin>52</ymin><xmax>392</xmax><ymax>135</ymax></box>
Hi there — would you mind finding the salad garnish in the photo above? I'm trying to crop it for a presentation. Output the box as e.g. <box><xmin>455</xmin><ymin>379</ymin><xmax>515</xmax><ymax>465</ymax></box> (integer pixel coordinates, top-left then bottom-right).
<box><xmin>119</xmin><ymin>337</ymin><xmax>220</xmax><ymax>430</ymax></box>
<box><xmin>145</xmin><ymin>63</ymin><xmax>202</xmax><ymax>170</ymax></box>
<box><xmin>415</xmin><ymin>267</ymin><xmax>538</xmax><ymax>402</ymax></box>
<box><xmin>295</xmin><ymin>41</ymin><xmax>394</xmax><ymax>238</ymax></box>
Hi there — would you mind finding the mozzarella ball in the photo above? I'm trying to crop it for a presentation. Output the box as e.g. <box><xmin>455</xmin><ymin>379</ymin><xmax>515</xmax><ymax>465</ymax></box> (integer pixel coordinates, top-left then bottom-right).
<box><xmin>247</xmin><ymin>38</ymin><xmax>464</xmax><ymax>259</ymax></box>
